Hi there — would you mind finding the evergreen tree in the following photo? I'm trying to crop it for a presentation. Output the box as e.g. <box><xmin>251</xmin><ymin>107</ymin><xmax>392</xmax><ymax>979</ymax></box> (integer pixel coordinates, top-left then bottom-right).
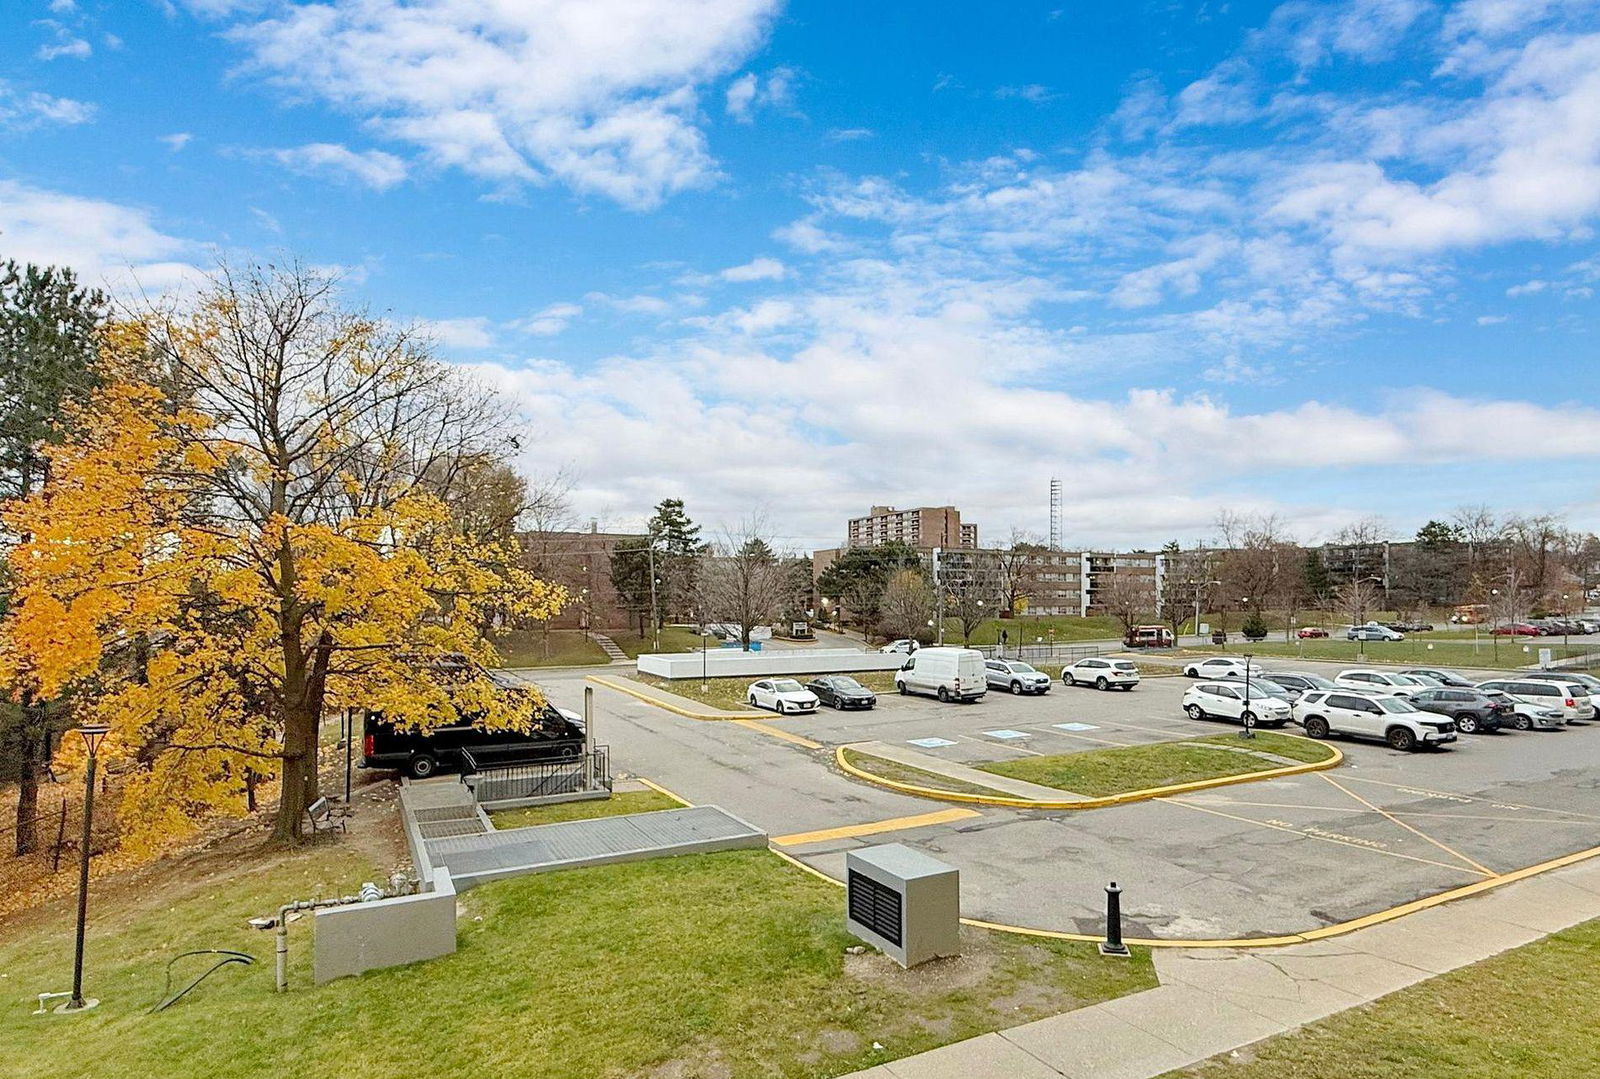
<box><xmin>1302</xmin><ymin>549</ymin><xmax>1333</xmax><ymax>609</ymax></box>
<box><xmin>646</xmin><ymin>498</ymin><xmax>704</xmax><ymax>624</ymax></box>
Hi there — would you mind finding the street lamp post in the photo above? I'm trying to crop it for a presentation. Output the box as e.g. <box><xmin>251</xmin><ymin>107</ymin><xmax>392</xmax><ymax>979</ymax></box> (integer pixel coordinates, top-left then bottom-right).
<box><xmin>1491</xmin><ymin>588</ymin><xmax>1501</xmax><ymax>664</ymax></box>
<box><xmin>1240</xmin><ymin>654</ymin><xmax>1255</xmax><ymax>740</ymax></box>
<box><xmin>701</xmin><ymin>629</ymin><xmax>709</xmax><ymax>692</ymax></box>
<box><xmin>64</xmin><ymin>723</ymin><xmax>110</xmax><ymax>1013</ymax></box>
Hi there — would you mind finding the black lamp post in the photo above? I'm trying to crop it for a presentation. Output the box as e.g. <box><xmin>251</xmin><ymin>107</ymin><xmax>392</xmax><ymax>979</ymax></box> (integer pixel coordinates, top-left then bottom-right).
<box><xmin>64</xmin><ymin>722</ymin><xmax>110</xmax><ymax>1013</ymax></box>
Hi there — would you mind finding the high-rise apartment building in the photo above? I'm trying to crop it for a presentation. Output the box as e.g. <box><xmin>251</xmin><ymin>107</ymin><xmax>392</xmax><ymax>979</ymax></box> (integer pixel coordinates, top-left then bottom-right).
<box><xmin>846</xmin><ymin>505</ymin><xmax>978</xmax><ymax>550</ymax></box>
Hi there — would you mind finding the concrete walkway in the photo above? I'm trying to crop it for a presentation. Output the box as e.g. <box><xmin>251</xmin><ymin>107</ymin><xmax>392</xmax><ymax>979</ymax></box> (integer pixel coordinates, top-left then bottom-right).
<box><xmin>842</xmin><ymin>854</ymin><xmax>1600</xmax><ymax>1079</ymax></box>
<box><xmin>591</xmin><ymin>633</ymin><xmax>631</xmax><ymax>664</ymax></box>
<box><xmin>586</xmin><ymin>673</ymin><xmax>764</xmax><ymax>718</ymax></box>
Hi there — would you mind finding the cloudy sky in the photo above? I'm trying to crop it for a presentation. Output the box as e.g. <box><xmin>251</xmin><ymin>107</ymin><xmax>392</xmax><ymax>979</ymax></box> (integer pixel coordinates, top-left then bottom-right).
<box><xmin>3</xmin><ymin>0</ymin><xmax>1599</xmax><ymax>550</ymax></box>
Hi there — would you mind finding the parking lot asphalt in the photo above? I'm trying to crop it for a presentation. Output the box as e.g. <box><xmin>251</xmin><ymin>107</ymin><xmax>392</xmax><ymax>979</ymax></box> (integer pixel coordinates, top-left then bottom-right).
<box><xmin>528</xmin><ymin>659</ymin><xmax>1600</xmax><ymax>941</ymax></box>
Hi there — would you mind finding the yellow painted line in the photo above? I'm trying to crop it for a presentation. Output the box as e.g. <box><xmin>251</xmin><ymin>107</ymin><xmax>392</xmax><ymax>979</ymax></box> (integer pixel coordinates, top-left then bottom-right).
<box><xmin>1163</xmin><ymin>798</ymin><xmax>1484</xmax><ymax>876</ymax></box>
<box><xmin>765</xmin><ymin>838</ymin><xmax>1600</xmax><ymax>950</ymax></box>
<box><xmin>772</xmin><ymin>808</ymin><xmax>981</xmax><ymax>847</ymax></box>
<box><xmin>1318</xmin><ymin>773</ymin><xmax>1496</xmax><ymax>877</ymax></box>
<box><xmin>734</xmin><ymin>719</ymin><xmax>823</xmax><ymax>749</ymax></box>
<box><xmin>833</xmin><ymin>739</ymin><xmax>1344</xmax><ymax>811</ymax></box>
<box><xmin>634</xmin><ymin>775</ymin><xmax>692</xmax><ymax>806</ymax></box>
<box><xmin>585</xmin><ymin>674</ymin><xmax>765</xmax><ymax>721</ymax></box>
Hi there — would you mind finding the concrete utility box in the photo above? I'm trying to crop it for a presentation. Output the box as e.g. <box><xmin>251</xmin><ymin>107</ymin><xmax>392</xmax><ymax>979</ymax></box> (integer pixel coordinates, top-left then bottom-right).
<box><xmin>845</xmin><ymin>844</ymin><xmax>960</xmax><ymax>968</ymax></box>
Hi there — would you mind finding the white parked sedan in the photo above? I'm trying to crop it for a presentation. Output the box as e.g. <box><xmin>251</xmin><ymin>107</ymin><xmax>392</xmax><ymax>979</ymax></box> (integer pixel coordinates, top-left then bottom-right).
<box><xmin>1182</xmin><ymin>682</ymin><xmax>1293</xmax><ymax>727</ymax></box>
<box><xmin>746</xmin><ymin>678</ymin><xmax>820</xmax><ymax>714</ymax></box>
<box><xmin>1182</xmin><ymin>656</ymin><xmax>1253</xmax><ymax>680</ymax></box>
<box><xmin>1062</xmin><ymin>657</ymin><xmax>1141</xmax><ymax>690</ymax></box>
<box><xmin>1333</xmin><ymin>669</ymin><xmax>1432</xmax><ymax>698</ymax></box>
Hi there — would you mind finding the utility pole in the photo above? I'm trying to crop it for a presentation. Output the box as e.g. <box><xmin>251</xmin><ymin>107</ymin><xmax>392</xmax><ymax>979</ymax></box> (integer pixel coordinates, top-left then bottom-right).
<box><xmin>646</xmin><ymin>542</ymin><xmax>660</xmax><ymax>652</ymax></box>
<box><xmin>933</xmin><ymin>547</ymin><xmax>945</xmax><ymax>646</ymax></box>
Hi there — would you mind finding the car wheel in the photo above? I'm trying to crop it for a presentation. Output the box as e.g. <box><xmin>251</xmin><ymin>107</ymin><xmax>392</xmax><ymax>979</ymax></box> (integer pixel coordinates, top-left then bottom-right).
<box><xmin>558</xmin><ymin>744</ymin><xmax>579</xmax><ymax>761</ymax></box>
<box><xmin>833</xmin><ymin>698</ymin><xmax>844</xmax><ymax>710</ymax></box>
<box><xmin>1185</xmin><ymin>704</ymin><xmax>1206</xmax><ymax>721</ymax></box>
<box><xmin>1304</xmin><ymin>717</ymin><xmax>1329</xmax><ymax>739</ymax></box>
<box><xmin>749</xmin><ymin>695</ymin><xmax>758</xmax><ymax>707</ymax></box>
<box><xmin>1456</xmin><ymin>715</ymin><xmax>1478</xmax><ymax>734</ymax></box>
<box><xmin>1096</xmin><ymin>676</ymin><xmax>1109</xmax><ymax>691</ymax></box>
<box><xmin>408</xmin><ymin>753</ymin><xmax>438</xmax><ymax>779</ymax></box>
<box><xmin>1184</xmin><ymin>666</ymin><xmax>1199</xmax><ymax>677</ymax></box>
<box><xmin>1387</xmin><ymin>726</ymin><xmax>1417</xmax><ymax>751</ymax></box>
<box><xmin>1065</xmin><ymin>674</ymin><xmax>1077</xmax><ymax>686</ymax></box>
<box><xmin>937</xmin><ymin>686</ymin><xmax>950</xmax><ymax>703</ymax></box>
<box><xmin>1514</xmin><ymin>713</ymin><xmax>1533</xmax><ymax>732</ymax></box>
<box><xmin>1240</xmin><ymin>709</ymin><xmax>1257</xmax><ymax>728</ymax></box>
<box><xmin>1011</xmin><ymin>681</ymin><xmax>1023</xmax><ymax>695</ymax></box>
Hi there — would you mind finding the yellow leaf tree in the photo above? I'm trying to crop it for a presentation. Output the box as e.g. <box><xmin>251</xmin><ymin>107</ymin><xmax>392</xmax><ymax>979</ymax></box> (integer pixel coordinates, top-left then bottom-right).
<box><xmin>0</xmin><ymin>263</ymin><xmax>565</xmax><ymax>845</ymax></box>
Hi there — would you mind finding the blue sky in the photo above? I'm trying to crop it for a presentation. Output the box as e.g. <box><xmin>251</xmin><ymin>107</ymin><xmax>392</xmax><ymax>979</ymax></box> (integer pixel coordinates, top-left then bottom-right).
<box><xmin>2</xmin><ymin>0</ymin><xmax>1598</xmax><ymax>550</ymax></box>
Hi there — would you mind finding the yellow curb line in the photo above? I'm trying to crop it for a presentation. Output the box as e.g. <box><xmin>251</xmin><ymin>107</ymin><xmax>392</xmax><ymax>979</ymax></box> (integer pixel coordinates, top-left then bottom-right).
<box><xmin>772</xmin><ymin>807</ymin><xmax>981</xmax><ymax>847</ymax></box>
<box><xmin>634</xmin><ymin>775</ymin><xmax>693</xmax><ymax>806</ymax></box>
<box><xmin>734</xmin><ymin>720</ymin><xmax>824</xmax><ymax>749</ymax></box>
<box><xmin>586</xmin><ymin>674</ymin><xmax>767</xmax><ymax>721</ymax></box>
<box><xmin>770</xmin><ymin>837</ymin><xmax>1600</xmax><ymax>949</ymax></box>
<box><xmin>834</xmin><ymin>740</ymin><xmax>1345</xmax><ymax>810</ymax></box>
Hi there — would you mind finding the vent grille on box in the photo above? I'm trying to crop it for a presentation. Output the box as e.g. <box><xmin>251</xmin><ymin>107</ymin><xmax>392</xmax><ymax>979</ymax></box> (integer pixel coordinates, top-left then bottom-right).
<box><xmin>848</xmin><ymin>870</ymin><xmax>903</xmax><ymax>946</ymax></box>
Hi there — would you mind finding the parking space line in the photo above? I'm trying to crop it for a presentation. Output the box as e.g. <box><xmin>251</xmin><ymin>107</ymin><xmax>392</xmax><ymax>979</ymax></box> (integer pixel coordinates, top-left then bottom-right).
<box><xmin>771</xmin><ymin>807</ymin><xmax>982</xmax><ymax>847</ymax></box>
<box><xmin>1162</xmin><ymin>798</ymin><xmax>1488</xmax><ymax>876</ymax></box>
<box><xmin>1394</xmin><ymin>811</ymin><xmax>1600</xmax><ymax>825</ymax></box>
<box><xmin>1018</xmin><ymin>726</ymin><xmax>1138</xmax><ymax>749</ymax></box>
<box><xmin>1318</xmin><ymin>774</ymin><xmax>1496</xmax><ymax>877</ymax></box>
<box><xmin>1339</xmin><ymin>774</ymin><xmax>1600</xmax><ymax>823</ymax></box>
<box><xmin>732</xmin><ymin>720</ymin><xmax>823</xmax><ymax>749</ymax></box>
<box><xmin>956</xmin><ymin>733</ymin><xmax>1044</xmax><ymax>756</ymax></box>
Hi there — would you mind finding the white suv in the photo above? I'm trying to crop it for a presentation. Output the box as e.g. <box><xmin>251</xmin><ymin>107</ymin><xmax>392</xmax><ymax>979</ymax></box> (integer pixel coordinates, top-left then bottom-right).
<box><xmin>1293</xmin><ymin>690</ymin><xmax>1457</xmax><ymax>750</ymax></box>
<box><xmin>1182</xmin><ymin>682</ymin><xmax>1293</xmax><ymax>728</ymax></box>
<box><xmin>1476</xmin><ymin>679</ymin><xmax>1594</xmax><ymax>728</ymax></box>
<box><xmin>1063</xmin><ymin>657</ymin><xmax>1141</xmax><ymax>691</ymax></box>
<box><xmin>1182</xmin><ymin>656</ymin><xmax>1252</xmax><ymax>680</ymax></box>
<box><xmin>1333</xmin><ymin>669</ymin><xmax>1433</xmax><ymax>698</ymax></box>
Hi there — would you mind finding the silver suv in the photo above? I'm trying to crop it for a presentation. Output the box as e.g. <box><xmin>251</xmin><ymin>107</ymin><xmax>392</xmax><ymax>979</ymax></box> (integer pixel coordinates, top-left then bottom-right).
<box><xmin>985</xmin><ymin>659</ymin><xmax>1051</xmax><ymax>695</ymax></box>
<box><xmin>1293</xmin><ymin>690</ymin><xmax>1458</xmax><ymax>751</ymax></box>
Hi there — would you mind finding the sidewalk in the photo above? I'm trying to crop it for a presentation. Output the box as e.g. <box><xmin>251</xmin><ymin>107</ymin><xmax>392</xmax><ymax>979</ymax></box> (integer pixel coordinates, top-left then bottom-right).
<box><xmin>585</xmin><ymin>673</ymin><xmax>763</xmax><ymax>719</ymax></box>
<box><xmin>842</xmin><ymin>855</ymin><xmax>1600</xmax><ymax>1079</ymax></box>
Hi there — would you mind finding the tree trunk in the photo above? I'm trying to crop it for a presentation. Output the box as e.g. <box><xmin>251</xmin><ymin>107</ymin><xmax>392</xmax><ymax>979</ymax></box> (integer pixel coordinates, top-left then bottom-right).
<box><xmin>14</xmin><ymin>725</ymin><xmax>39</xmax><ymax>856</ymax></box>
<box><xmin>272</xmin><ymin>702</ymin><xmax>316</xmax><ymax>843</ymax></box>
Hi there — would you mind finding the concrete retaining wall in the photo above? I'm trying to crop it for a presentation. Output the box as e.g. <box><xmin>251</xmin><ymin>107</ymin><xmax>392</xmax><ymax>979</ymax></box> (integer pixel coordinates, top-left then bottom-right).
<box><xmin>637</xmin><ymin>648</ymin><xmax>906</xmax><ymax>680</ymax></box>
<box><xmin>313</xmin><ymin>869</ymin><xmax>458</xmax><ymax>985</ymax></box>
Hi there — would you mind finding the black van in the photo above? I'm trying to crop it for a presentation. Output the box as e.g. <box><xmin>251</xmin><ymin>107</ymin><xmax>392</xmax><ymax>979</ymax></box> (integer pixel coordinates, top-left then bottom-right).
<box><xmin>361</xmin><ymin>704</ymin><xmax>585</xmax><ymax>778</ymax></box>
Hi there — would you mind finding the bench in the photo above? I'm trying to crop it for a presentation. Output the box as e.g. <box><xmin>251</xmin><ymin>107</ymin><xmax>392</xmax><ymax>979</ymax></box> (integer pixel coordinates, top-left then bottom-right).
<box><xmin>306</xmin><ymin>797</ymin><xmax>347</xmax><ymax>837</ymax></box>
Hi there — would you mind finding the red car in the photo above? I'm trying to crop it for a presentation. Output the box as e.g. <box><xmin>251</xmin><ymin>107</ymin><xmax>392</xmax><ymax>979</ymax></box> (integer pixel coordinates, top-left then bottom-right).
<box><xmin>1492</xmin><ymin>623</ymin><xmax>1539</xmax><ymax>636</ymax></box>
<box><xmin>1296</xmin><ymin>627</ymin><xmax>1329</xmax><ymax>638</ymax></box>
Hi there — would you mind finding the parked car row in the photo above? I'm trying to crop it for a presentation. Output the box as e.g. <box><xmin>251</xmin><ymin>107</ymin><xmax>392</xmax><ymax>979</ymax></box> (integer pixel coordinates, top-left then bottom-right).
<box><xmin>1180</xmin><ymin>661</ymin><xmax>1597</xmax><ymax>748</ymax></box>
<box><xmin>1493</xmin><ymin>619</ymin><xmax>1599</xmax><ymax>636</ymax></box>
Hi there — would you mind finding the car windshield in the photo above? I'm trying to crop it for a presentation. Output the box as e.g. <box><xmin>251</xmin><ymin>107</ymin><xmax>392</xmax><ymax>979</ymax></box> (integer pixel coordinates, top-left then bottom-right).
<box><xmin>1290</xmin><ymin>674</ymin><xmax>1337</xmax><ymax>689</ymax></box>
<box><xmin>771</xmin><ymin>679</ymin><xmax>804</xmax><ymax>692</ymax></box>
<box><xmin>1009</xmin><ymin>663</ymin><xmax>1037</xmax><ymax>673</ymax></box>
<box><xmin>1242</xmin><ymin>681</ymin><xmax>1291</xmax><ymax>699</ymax></box>
<box><xmin>1376</xmin><ymin>697</ymin><xmax>1418</xmax><ymax>713</ymax></box>
<box><xmin>1398</xmin><ymin>674</ymin><xmax>1439</xmax><ymax>687</ymax></box>
<box><xmin>833</xmin><ymin>677</ymin><xmax>864</xmax><ymax>691</ymax></box>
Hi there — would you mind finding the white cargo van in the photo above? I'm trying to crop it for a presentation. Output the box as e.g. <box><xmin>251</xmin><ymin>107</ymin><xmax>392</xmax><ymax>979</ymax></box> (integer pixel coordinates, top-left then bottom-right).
<box><xmin>895</xmin><ymin>647</ymin><xmax>987</xmax><ymax>702</ymax></box>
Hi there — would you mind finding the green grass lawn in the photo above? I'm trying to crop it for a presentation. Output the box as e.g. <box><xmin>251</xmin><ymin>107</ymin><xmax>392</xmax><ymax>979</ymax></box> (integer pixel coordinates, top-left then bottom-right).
<box><xmin>631</xmin><ymin>670</ymin><xmax>899</xmax><ymax>712</ymax></box>
<box><xmin>1</xmin><ymin>846</ymin><xmax>1155</xmax><ymax>1079</ymax></box>
<box><xmin>979</xmin><ymin>732</ymin><xmax>1335</xmax><ymax>797</ymax></box>
<box><xmin>1180</xmin><ymin>637</ymin><xmax>1590</xmax><ymax>668</ymax></box>
<box><xmin>1163</xmin><ymin>917</ymin><xmax>1600</xmax><ymax>1079</ymax></box>
<box><xmin>490</xmin><ymin>627</ymin><xmax>610</xmax><ymax>667</ymax></box>
<box><xmin>950</xmin><ymin>615</ymin><xmax>1125</xmax><ymax>646</ymax></box>
<box><xmin>490</xmin><ymin>788</ymin><xmax>683</xmax><ymax>829</ymax></box>
<box><xmin>610</xmin><ymin>625</ymin><xmax>711</xmax><ymax>657</ymax></box>
<box><xmin>839</xmin><ymin>747</ymin><xmax>1018</xmax><ymax>798</ymax></box>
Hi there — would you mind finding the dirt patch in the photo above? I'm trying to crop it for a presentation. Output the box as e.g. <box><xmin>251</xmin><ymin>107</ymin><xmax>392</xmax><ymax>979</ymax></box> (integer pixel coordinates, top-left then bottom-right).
<box><xmin>845</xmin><ymin>944</ymin><xmax>999</xmax><ymax>992</ymax></box>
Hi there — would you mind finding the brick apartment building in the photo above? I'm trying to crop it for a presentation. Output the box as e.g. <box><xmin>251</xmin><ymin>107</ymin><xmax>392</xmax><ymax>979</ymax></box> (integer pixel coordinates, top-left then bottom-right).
<box><xmin>517</xmin><ymin>524</ymin><xmax>646</xmax><ymax>631</ymax></box>
<box><xmin>846</xmin><ymin>505</ymin><xmax>978</xmax><ymax>550</ymax></box>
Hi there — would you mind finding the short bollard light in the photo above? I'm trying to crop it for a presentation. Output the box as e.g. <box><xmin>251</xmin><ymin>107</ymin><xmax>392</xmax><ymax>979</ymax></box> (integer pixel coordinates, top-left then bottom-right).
<box><xmin>1099</xmin><ymin>880</ymin><xmax>1130</xmax><ymax>957</ymax></box>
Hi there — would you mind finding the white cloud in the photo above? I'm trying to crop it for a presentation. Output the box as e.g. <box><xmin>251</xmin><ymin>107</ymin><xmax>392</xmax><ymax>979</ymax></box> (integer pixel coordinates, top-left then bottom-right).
<box><xmin>1507</xmin><ymin>278</ymin><xmax>1548</xmax><ymax>295</ymax></box>
<box><xmin>1476</xmin><ymin>313</ymin><xmax>1510</xmax><ymax>324</ymax></box>
<box><xmin>415</xmin><ymin>316</ymin><xmax>496</xmax><ymax>349</ymax></box>
<box><xmin>826</xmin><ymin>128</ymin><xmax>874</xmax><ymax>142</ymax></box>
<box><xmin>725</xmin><ymin>66</ymin><xmax>797</xmax><ymax>123</ymax></box>
<box><xmin>0</xmin><ymin>179</ymin><xmax>198</xmax><ymax>294</ymax></box>
<box><xmin>995</xmin><ymin>84</ymin><xmax>1056</xmax><ymax>104</ymax></box>
<box><xmin>720</xmin><ymin>256</ymin><xmax>786</xmax><ymax>282</ymax></box>
<box><xmin>586</xmin><ymin>291</ymin><xmax>675</xmax><ymax>315</ymax></box>
<box><xmin>159</xmin><ymin>132</ymin><xmax>193</xmax><ymax>151</ymax></box>
<box><xmin>268</xmin><ymin>143</ymin><xmax>408</xmax><ymax>190</ymax></box>
<box><xmin>512</xmin><ymin>301</ymin><xmax>583</xmax><ymax>336</ymax></box>
<box><xmin>0</xmin><ymin>82</ymin><xmax>95</xmax><ymax>129</ymax></box>
<box><xmin>34</xmin><ymin>19</ymin><xmax>92</xmax><ymax>61</ymax></box>
<box><xmin>210</xmin><ymin>0</ymin><xmax>780</xmax><ymax>209</ymax></box>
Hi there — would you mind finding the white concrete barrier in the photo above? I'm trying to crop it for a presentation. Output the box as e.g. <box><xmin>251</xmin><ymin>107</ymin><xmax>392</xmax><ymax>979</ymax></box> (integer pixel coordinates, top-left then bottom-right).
<box><xmin>313</xmin><ymin>869</ymin><xmax>457</xmax><ymax>984</ymax></box>
<box><xmin>636</xmin><ymin>648</ymin><xmax>907</xmax><ymax>679</ymax></box>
